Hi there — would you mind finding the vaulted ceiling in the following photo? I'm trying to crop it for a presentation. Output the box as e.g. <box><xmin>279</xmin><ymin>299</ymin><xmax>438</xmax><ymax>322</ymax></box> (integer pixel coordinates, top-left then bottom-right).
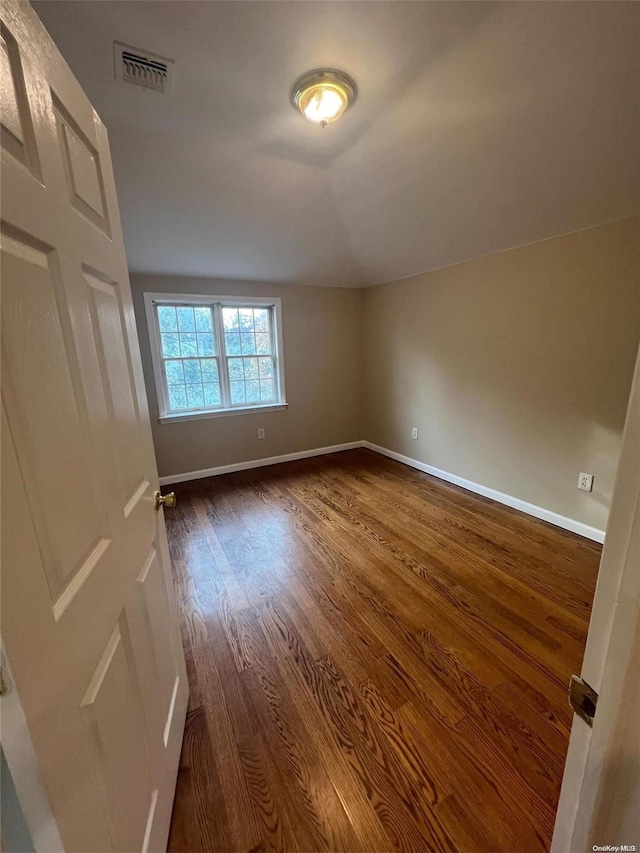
<box><xmin>34</xmin><ymin>1</ymin><xmax>639</xmax><ymax>287</ymax></box>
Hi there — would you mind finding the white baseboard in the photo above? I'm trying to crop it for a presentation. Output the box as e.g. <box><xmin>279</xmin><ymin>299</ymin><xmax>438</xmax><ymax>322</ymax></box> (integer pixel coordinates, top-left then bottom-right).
<box><xmin>158</xmin><ymin>441</ymin><xmax>364</xmax><ymax>485</ymax></box>
<box><xmin>159</xmin><ymin>438</ymin><xmax>605</xmax><ymax>543</ymax></box>
<box><xmin>362</xmin><ymin>441</ymin><xmax>606</xmax><ymax>544</ymax></box>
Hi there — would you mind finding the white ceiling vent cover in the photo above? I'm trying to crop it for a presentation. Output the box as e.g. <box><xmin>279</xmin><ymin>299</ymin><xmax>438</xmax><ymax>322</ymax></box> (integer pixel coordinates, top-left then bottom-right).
<box><xmin>114</xmin><ymin>42</ymin><xmax>174</xmax><ymax>93</ymax></box>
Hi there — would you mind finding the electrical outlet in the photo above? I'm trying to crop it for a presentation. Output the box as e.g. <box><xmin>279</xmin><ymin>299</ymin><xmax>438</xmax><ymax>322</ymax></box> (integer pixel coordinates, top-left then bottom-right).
<box><xmin>258</xmin><ymin>428</ymin><xmax>265</xmax><ymax>440</ymax></box>
<box><xmin>578</xmin><ymin>473</ymin><xmax>594</xmax><ymax>492</ymax></box>
<box><xmin>411</xmin><ymin>427</ymin><xmax>419</xmax><ymax>440</ymax></box>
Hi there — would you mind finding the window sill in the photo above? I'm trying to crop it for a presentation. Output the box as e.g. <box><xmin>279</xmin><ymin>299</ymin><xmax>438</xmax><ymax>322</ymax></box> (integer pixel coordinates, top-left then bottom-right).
<box><xmin>159</xmin><ymin>402</ymin><xmax>289</xmax><ymax>424</ymax></box>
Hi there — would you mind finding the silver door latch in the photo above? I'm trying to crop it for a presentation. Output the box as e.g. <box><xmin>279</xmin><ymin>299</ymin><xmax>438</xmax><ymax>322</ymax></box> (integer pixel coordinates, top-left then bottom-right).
<box><xmin>569</xmin><ymin>674</ymin><xmax>598</xmax><ymax>726</ymax></box>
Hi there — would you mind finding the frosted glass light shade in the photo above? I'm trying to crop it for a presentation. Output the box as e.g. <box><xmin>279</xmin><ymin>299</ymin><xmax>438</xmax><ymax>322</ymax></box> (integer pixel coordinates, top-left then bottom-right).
<box><xmin>291</xmin><ymin>69</ymin><xmax>357</xmax><ymax>128</ymax></box>
<box><xmin>299</xmin><ymin>84</ymin><xmax>348</xmax><ymax>125</ymax></box>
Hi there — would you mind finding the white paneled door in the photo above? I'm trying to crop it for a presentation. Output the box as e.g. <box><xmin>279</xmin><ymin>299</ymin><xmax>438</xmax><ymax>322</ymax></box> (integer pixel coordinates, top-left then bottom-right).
<box><xmin>0</xmin><ymin>2</ymin><xmax>188</xmax><ymax>850</ymax></box>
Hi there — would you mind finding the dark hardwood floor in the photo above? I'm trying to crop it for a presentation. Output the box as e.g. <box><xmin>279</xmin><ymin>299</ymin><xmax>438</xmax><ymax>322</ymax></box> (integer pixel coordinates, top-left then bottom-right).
<box><xmin>165</xmin><ymin>448</ymin><xmax>601</xmax><ymax>853</ymax></box>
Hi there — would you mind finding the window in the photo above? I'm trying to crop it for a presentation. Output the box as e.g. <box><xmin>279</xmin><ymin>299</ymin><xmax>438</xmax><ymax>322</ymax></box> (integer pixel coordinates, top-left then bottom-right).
<box><xmin>144</xmin><ymin>293</ymin><xmax>287</xmax><ymax>421</ymax></box>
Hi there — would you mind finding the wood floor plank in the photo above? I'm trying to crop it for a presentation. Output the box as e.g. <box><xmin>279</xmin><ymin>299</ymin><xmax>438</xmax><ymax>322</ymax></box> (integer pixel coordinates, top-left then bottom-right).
<box><xmin>398</xmin><ymin>701</ymin><xmax>548</xmax><ymax>852</ymax></box>
<box><xmin>237</xmin><ymin>733</ymin><xmax>300</xmax><ymax>853</ymax></box>
<box><xmin>314</xmin><ymin>653</ymin><xmax>455</xmax><ymax>852</ymax></box>
<box><xmin>166</xmin><ymin>448</ymin><xmax>600</xmax><ymax>852</ymax></box>
<box><xmin>167</xmin><ymin>706</ymin><xmax>233</xmax><ymax>853</ymax></box>
<box><xmin>240</xmin><ymin>617</ymin><xmax>365</xmax><ymax>853</ymax></box>
<box><xmin>271</xmin><ymin>648</ymin><xmax>396</xmax><ymax>852</ymax></box>
<box><xmin>190</xmin><ymin>642</ymin><xmax>263</xmax><ymax>851</ymax></box>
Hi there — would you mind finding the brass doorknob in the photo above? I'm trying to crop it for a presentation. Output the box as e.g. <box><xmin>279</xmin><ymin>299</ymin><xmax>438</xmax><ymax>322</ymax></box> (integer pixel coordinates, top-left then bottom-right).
<box><xmin>154</xmin><ymin>490</ymin><xmax>177</xmax><ymax>511</ymax></box>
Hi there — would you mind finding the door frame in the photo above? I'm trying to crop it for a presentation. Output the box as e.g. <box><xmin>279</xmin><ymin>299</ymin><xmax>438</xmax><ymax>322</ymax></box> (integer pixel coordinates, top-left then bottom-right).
<box><xmin>552</xmin><ymin>343</ymin><xmax>640</xmax><ymax>851</ymax></box>
<box><xmin>0</xmin><ymin>652</ymin><xmax>63</xmax><ymax>852</ymax></box>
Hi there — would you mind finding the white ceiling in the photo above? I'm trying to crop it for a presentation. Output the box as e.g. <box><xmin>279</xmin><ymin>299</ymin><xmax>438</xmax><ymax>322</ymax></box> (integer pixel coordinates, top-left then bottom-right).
<box><xmin>33</xmin><ymin>1</ymin><xmax>639</xmax><ymax>287</ymax></box>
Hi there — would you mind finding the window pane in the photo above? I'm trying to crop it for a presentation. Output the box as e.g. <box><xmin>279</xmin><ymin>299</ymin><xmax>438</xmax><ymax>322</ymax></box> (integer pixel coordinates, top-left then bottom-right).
<box><xmin>186</xmin><ymin>384</ymin><xmax>204</xmax><ymax>408</ymax></box>
<box><xmin>260</xmin><ymin>379</ymin><xmax>275</xmax><ymax>401</ymax></box>
<box><xmin>157</xmin><ymin>306</ymin><xmax>177</xmax><ymax>332</ymax></box>
<box><xmin>168</xmin><ymin>385</ymin><xmax>188</xmax><ymax>410</ymax></box>
<box><xmin>239</xmin><ymin>308</ymin><xmax>254</xmax><ymax>331</ymax></box>
<box><xmin>183</xmin><ymin>359</ymin><xmax>202</xmax><ymax>384</ymax></box>
<box><xmin>245</xmin><ymin>380</ymin><xmax>260</xmax><ymax>402</ymax></box>
<box><xmin>258</xmin><ymin>357</ymin><xmax>273</xmax><ymax>378</ymax></box>
<box><xmin>158</xmin><ymin>302</ymin><xmax>280</xmax><ymax>414</ymax></box>
<box><xmin>228</xmin><ymin>358</ymin><xmax>244</xmax><ymax>381</ymax></box>
<box><xmin>255</xmin><ymin>333</ymin><xmax>270</xmax><ymax>355</ymax></box>
<box><xmin>230</xmin><ymin>381</ymin><xmax>246</xmax><ymax>404</ymax></box>
<box><xmin>180</xmin><ymin>334</ymin><xmax>198</xmax><ymax>357</ymax></box>
<box><xmin>241</xmin><ymin>334</ymin><xmax>256</xmax><ymax>355</ymax></box>
<box><xmin>194</xmin><ymin>306</ymin><xmax>212</xmax><ymax>332</ymax></box>
<box><xmin>244</xmin><ymin>357</ymin><xmax>259</xmax><ymax>380</ymax></box>
<box><xmin>161</xmin><ymin>333</ymin><xmax>180</xmax><ymax>357</ymax></box>
<box><xmin>177</xmin><ymin>306</ymin><xmax>195</xmax><ymax>332</ymax></box>
<box><xmin>165</xmin><ymin>360</ymin><xmax>184</xmax><ymax>385</ymax></box>
<box><xmin>225</xmin><ymin>333</ymin><xmax>241</xmax><ymax>355</ymax></box>
<box><xmin>223</xmin><ymin>308</ymin><xmax>239</xmax><ymax>331</ymax></box>
<box><xmin>203</xmin><ymin>383</ymin><xmax>221</xmax><ymax>406</ymax></box>
<box><xmin>201</xmin><ymin>359</ymin><xmax>219</xmax><ymax>383</ymax></box>
<box><xmin>254</xmin><ymin>309</ymin><xmax>269</xmax><ymax>333</ymax></box>
<box><xmin>197</xmin><ymin>333</ymin><xmax>214</xmax><ymax>356</ymax></box>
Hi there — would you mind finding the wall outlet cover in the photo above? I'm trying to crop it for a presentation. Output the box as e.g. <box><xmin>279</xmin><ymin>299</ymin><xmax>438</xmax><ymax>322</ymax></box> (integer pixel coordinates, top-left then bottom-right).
<box><xmin>258</xmin><ymin>428</ymin><xmax>265</xmax><ymax>439</ymax></box>
<box><xmin>411</xmin><ymin>427</ymin><xmax>419</xmax><ymax>440</ymax></box>
<box><xmin>578</xmin><ymin>473</ymin><xmax>594</xmax><ymax>492</ymax></box>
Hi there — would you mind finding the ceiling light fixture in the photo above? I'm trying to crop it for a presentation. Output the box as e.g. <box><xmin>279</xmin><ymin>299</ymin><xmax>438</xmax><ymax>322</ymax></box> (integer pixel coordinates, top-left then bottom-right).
<box><xmin>290</xmin><ymin>69</ymin><xmax>357</xmax><ymax>128</ymax></box>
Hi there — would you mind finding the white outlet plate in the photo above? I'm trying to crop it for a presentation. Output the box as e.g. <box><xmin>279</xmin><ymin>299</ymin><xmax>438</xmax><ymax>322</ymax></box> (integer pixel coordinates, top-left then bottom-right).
<box><xmin>258</xmin><ymin>428</ymin><xmax>265</xmax><ymax>439</ymax></box>
<box><xmin>411</xmin><ymin>427</ymin><xmax>419</xmax><ymax>440</ymax></box>
<box><xmin>578</xmin><ymin>472</ymin><xmax>594</xmax><ymax>492</ymax></box>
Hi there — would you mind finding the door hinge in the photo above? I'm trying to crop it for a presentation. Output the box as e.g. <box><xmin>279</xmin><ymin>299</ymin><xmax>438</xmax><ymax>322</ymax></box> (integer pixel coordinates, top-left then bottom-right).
<box><xmin>569</xmin><ymin>674</ymin><xmax>598</xmax><ymax>726</ymax></box>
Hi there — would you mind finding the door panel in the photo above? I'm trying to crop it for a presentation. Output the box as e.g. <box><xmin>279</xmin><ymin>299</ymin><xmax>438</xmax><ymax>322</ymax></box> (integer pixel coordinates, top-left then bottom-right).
<box><xmin>52</xmin><ymin>92</ymin><xmax>111</xmax><ymax>235</ymax></box>
<box><xmin>1</xmin><ymin>229</ymin><xmax>111</xmax><ymax>607</ymax></box>
<box><xmin>80</xmin><ymin>614</ymin><xmax>155</xmax><ymax>853</ymax></box>
<box><xmin>138</xmin><ymin>548</ymin><xmax>178</xmax><ymax>740</ymax></box>
<box><xmin>135</xmin><ymin>546</ymin><xmax>181</xmax><ymax>747</ymax></box>
<box><xmin>0</xmin><ymin>32</ymin><xmax>23</xmax><ymax>142</ymax></box>
<box><xmin>0</xmin><ymin>24</ymin><xmax>40</xmax><ymax>176</ymax></box>
<box><xmin>0</xmin><ymin>2</ymin><xmax>188</xmax><ymax>850</ymax></box>
<box><xmin>84</xmin><ymin>266</ymin><xmax>145</xmax><ymax>503</ymax></box>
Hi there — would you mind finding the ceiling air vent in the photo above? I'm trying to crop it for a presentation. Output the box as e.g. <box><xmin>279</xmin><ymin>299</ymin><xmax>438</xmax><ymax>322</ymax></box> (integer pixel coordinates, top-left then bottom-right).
<box><xmin>114</xmin><ymin>42</ymin><xmax>174</xmax><ymax>93</ymax></box>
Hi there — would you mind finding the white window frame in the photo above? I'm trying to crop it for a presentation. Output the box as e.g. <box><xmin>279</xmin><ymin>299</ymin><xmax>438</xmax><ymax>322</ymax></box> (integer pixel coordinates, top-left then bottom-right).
<box><xmin>143</xmin><ymin>292</ymin><xmax>288</xmax><ymax>423</ymax></box>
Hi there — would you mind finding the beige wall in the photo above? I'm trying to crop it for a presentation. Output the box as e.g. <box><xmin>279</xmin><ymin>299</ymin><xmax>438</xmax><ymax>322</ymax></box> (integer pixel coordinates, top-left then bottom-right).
<box><xmin>130</xmin><ymin>275</ymin><xmax>364</xmax><ymax>478</ymax></box>
<box><xmin>364</xmin><ymin>217</ymin><xmax>640</xmax><ymax>532</ymax></box>
<box><xmin>132</xmin><ymin>219</ymin><xmax>638</xmax><ymax>532</ymax></box>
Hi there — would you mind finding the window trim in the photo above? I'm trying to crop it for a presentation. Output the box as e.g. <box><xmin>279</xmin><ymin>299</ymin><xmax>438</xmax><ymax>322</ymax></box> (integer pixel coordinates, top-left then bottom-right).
<box><xmin>143</xmin><ymin>292</ymin><xmax>287</xmax><ymax>422</ymax></box>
